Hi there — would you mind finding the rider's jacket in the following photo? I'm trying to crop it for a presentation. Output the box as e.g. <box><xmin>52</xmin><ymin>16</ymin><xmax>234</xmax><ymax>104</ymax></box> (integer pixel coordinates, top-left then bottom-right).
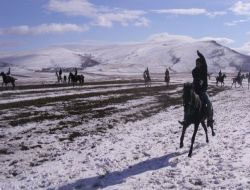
<box><xmin>192</xmin><ymin>52</ymin><xmax>208</xmax><ymax>94</ymax></box>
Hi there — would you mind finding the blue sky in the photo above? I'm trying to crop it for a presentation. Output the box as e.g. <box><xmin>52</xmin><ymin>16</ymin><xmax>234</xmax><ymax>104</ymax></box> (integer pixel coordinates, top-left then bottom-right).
<box><xmin>0</xmin><ymin>0</ymin><xmax>250</xmax><ymax>52</ymax></box>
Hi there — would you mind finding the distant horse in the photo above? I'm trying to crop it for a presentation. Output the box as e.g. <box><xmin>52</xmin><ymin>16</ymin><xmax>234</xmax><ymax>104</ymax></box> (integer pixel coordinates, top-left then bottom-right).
<box><xmin>0</xmin><ymin>72</ymin><xmax>16</xmax><ymax>89</ymax></box>
<box><xmin>68</xmin><ymin>72</ymin><xmax>84</xmax><ymax>86</ymax></box>
<box><xmin>179</xmin><ymin>83</ymin><xmax>215</xmax><ymax>157</ymax></box>
<box><xmin>56</xmin><ymin>71</ymin><xmax>62</xmax><ymax>83</ymax></box>
<box><xmin>143</xmin><ymin>72</ymin><xmax>151</xmax><ymax>87</ymax></box>
<box><xmin>165</xmin><ymin>73</ymin><xmax>170</xmax><ymax>86</ymax></box>
<box><xmin>216</xmin><ymin>74</ymin><xmax>226</xmax><ymax>87</ymax></box>
<box><xmin>246</xmin><ymin>73</ymin><xmax>250</xmax><ymax>89</ymax></box>
<box><xmin>232</xmin><ymin>74</ymin><xmax>245</xmax><ymax>88</ymax></box>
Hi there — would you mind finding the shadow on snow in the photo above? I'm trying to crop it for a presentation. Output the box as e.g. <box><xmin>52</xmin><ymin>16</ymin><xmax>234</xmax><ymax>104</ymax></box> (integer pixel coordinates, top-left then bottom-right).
<box><xmin>56</xmin><ymin>150</ymin><xmax>190</xmax><ymax>190</ymax></box>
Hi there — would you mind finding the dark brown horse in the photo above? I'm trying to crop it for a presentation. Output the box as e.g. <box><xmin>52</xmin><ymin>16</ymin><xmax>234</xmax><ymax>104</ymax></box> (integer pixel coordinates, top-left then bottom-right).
<box><xmin>179</xmin><ymin>83</ymin><xmax>215</xmax><ymax>157</ymax></box>
<box><xmin>216</xmin><ymin>74</ymin><xmax>226</xmax><ymax>87</ymax></box>
<box><xmin>232</xmin><ymin>74</ymin><xmax>245</xmax><ymax>88</ymax></box>
<box><xmin>246</xmin><ymin>73</ymin><xmax>250</xmax><ymax>89</ymax></box>
<box><xmin>68</xmin><ymin>72</ymin><xmax>84</xmax><ymax>86</ymax></box>
<box><xmin>0</xmin><ymin>72</ymin><xmax>16</xmax><ymax>89</ymax></box>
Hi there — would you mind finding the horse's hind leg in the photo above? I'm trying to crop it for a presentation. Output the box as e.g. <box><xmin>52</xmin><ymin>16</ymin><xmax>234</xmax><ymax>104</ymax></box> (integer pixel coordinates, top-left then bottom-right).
<box><xmin>188</xmin><ymin>124</ymin><xmax>199</xmax><ymax>157</ymax></box>
<box><xmin>12</xmin><ymin>82</ymin><xmax>15</xmax><ymax>89</ymax></box>
<box><xmin>180</xmin><ymin>125</ymin><xmax>187</xmax><ymax>148</ymax></box>
<box><xmin>201</xmin><ymin>121</ymin><xmax>209</xmax><ymax>143</ymax></box>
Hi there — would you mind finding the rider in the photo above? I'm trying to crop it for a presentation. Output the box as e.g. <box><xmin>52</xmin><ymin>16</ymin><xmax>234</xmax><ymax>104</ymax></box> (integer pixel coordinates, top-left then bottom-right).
<box><xmin>218</xmin><ymin>70</ymin><xmax>222</xmax><ymax>78</ymax></box>
<box><xmin>74</xmin><ymin>68</ymin><xmax>78</xmax><ymax>76</ymax></box>
<box><xmin>6</xmin><ymin>67</ymin><xmax>10</xmax><ymax>76</ymax></box>
<box><xmin>237</xmin><ymin>69</ymin><xmax>241</xmax><ymax>81</ymax></box>
<box><xmin>179</xmin><ymin>50</ymin><xmax>214</xmax><ymax>126</ymax></box>
<box><xmin>59</xmin><ymin>68</ymin><xmax>62</xmax><ymax>76</ymax></box>
<box><xmin>146</xmin><ymin>67</ymin><xmax>151</xmax><ymax>80</ymax></box>
<box><xmin>165</xmin><ymin>68</ymin><xmax>169</xmax><ymax>77</ymax></box>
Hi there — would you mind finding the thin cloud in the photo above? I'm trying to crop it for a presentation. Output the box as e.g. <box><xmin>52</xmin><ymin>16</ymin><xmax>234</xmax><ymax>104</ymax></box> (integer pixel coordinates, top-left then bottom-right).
<box><xmin>225</xmin><ymin>19</ymin><xmax>250</xmax><ymax>26</ymax></box>
<box><xmin>47</xmin><ymin>0</ymin><xmax>149</xmax><ymax>28</ymax></box>
<box><xmin>0</xmin><ymin>23</ymin><xmax>89</xmax><ymax>35</ymax></box>
<box><xmin>152</xmin><ymin>8</ymin><xmax>207</xmax><ymax>15</ymax></box>
<box><xmin>152</xmin><ymin>8</ymin><xmax>226</xmax><ymax>17</ymax></box>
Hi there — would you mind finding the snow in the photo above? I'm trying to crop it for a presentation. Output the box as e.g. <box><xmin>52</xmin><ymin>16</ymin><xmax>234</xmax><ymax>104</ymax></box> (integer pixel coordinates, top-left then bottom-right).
<box><xmin>1</xmin><ymin>74</ymin><xmax>250</xmax><ymax>190</ymax></box>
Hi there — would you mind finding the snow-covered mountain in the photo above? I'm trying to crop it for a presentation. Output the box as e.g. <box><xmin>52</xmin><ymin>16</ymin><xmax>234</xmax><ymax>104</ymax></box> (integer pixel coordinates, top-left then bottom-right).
<box><xmin>1</xmin><ymin>40</ymin><xmax>250</xmax><ymax>75</ymax></box>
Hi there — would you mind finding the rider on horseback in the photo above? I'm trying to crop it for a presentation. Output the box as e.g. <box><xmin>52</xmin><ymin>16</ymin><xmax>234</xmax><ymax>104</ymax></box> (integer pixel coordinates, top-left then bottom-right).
<box><xmin>179</xmin><ymin>50</ymin><xmax>214</xmax><ymax>127</ymax></box>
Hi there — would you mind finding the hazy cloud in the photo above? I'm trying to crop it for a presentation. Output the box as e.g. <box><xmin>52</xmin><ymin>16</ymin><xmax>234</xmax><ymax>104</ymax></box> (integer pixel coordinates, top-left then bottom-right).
<box><xmin>0</xmin><ymin>23</ymin><xmax>89</xmax><ymax>35</ymax></box>
<box><xmin>199</xmin><ymin>37</ymin><xmax>234</xmax><ymax>45</ymax></box>
<box><xmin>47</xmin><ymin>0</ymin><xmax>97</xmax><ymax>17</ymax></box>
<box><xmin>234</xmin><ymin>42</ymin><xmax>250</xmax><ymax>55</ymax></box>
<box><xmin>147</xmin><ymin>33</ymin><xmax>234</xmax><ymax>45</ymax></box>
<box><xmin>230</xmin><ymin>1</ymin><xmax>250</xmax><ymax>16</ymax></box>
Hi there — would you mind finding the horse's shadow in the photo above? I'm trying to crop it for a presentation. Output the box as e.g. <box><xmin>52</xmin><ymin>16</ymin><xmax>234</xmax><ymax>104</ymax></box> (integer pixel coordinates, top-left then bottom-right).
<box><xmin>57</xmin><ymin>151</ymin><xmax>189</xmax><ymax>190</ymax></box>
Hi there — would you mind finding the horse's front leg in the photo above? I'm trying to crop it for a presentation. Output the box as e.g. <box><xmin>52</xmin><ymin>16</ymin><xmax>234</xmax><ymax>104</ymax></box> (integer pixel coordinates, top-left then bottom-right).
<box><xmin>201</xmin><ymin>121</ymin><xmax>209</xmax><ymax>143</ymax></box>
<box><xmin>188</xmin><ymin>124</ymin><xmax>199</xmax><ymax>157</ymax></box>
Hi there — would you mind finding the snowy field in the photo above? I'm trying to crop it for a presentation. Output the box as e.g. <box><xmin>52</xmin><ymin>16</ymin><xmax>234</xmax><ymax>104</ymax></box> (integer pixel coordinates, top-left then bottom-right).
<box><xmin>0</xmin><ymin>73</ymin><xmax>250</xmax><ymax>190</ymax></box>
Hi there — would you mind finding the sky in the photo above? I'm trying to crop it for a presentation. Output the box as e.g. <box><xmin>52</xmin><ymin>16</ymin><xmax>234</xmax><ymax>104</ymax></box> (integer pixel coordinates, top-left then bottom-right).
<box><xmin>0</xmin><ymin>0</ymin><xmax>250</xmax><ymax>53</ymax></box>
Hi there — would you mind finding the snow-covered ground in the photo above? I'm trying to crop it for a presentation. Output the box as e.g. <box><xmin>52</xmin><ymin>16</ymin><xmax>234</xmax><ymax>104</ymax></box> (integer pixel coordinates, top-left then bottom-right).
<box><xmin>0</xmin><ymin>74</ymin><xmax>250</xmax><ymax>190</ymax></box>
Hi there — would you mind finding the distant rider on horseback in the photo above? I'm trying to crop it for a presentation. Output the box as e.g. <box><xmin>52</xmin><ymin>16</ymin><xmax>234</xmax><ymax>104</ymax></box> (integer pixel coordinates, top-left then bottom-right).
<box><xmin>179</xmin><ymin>50</ymin><xmax>214</xmax><ymax>127</ymax></box>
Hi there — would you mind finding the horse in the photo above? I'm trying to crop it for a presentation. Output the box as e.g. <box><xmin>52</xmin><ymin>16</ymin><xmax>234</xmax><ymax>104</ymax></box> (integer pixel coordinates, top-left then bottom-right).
<box><xmin>68</xmin><ymin>72</ymin><xmax>84</xmax><ymax>86</ymax></box>
<box><xmin>63</xmin><ymin>75</ymin><xmax>67</xmax><ymax>83</ymax></box>
<box><xmin>246</xmin><ymin>73</ymin><xmax>250</xmax><ymax>89</ymax></box>
<box><xmin>207</xmin><ymin>73</ymin><xmax>212</xmax><ymax>80</ymax></box>
<box><xmin>143</xmin><ymin>72</ymin><xmax>151</xmax><ymax>87</ymax></box>
<box><xmin>0</xmin><ymin>72</ymin><xmax>16</xmax><ymax>89</ymax></box>
<box><xmin>56</xmin><ymin>71</ymin><xmax>62</xmax><ymax>83</ymax></box>
<box><xmin>232</xmin><ymin>74</ymin><xmax>245</xmax><ymax>88</ymax></box>
<box><xmin>216</xmin><ymin>74</ymin><xmax>226</xmax><ymax>87</ymax></box>
<box><xmin>165</xmin><ymin>74</ymin><xmax>170</xmax><ymax>86</ymax></box>
<box><xmin>179</xmin><ymin>83</ymin><xmax>215</xmax><ymax>157</ymax></box>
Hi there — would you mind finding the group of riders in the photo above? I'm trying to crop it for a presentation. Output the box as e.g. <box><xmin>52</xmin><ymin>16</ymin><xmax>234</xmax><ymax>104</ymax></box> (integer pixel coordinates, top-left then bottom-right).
<box><xmin>143</xmin><ymin>67</ymin><xmax>170</xmax><ymax>86</ymax></box>
<box><xmin>56</xmin><ymin>68</ymin><xmax>85</xmax><ymax>85</ymax></box>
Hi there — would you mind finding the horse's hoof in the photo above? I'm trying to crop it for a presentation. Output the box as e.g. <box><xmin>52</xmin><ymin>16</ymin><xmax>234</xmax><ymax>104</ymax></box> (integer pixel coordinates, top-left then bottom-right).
<box><xmin>212</xmin><ymin>132</ymin><xmax>215</xmax><ymax>136</ymax></box>
<box><xmin>188</xmin><ymin>153</ymin><xmax>192</xmax><ymax>158</ymax></box>
<box><xmin>206</xmin><ymin>140</ymin><xmax>209</xmax><ymax>143</ymax></box>
<box><xmin>180</xmin><ymin>143</ymin><xmax>184</xmax><ymax>148</ymax></box>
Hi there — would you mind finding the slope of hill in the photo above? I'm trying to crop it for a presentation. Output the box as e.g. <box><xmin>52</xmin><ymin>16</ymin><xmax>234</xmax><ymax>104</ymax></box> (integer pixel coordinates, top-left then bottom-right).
<box><xmin>1</xmin><ymin>40</ymin><xmax>250</xmax><ymax>76</ymax></box>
